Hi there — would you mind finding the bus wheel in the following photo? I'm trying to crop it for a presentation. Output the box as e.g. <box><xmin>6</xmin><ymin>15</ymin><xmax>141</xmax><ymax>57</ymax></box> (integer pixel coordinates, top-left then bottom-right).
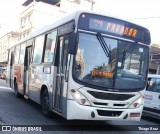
<box><xmin>41</xmin><ymin>89</ymin><xmax>52</xmax><ymax>117</ymax></box>
<box><xmin>14</xmin><ymin>82</ymin><xmax>21</xmax><ymax>98</ymax></box>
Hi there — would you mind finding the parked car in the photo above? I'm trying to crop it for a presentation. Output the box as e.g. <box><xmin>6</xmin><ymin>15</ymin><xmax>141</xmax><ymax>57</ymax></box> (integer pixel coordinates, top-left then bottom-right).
<box><xmin>0</xmin><ymin>67</ymin><xmax>5</xmax><ymax>78</ymax></box>
<box><xmin>1</xmin><ymin>70</ymin><xmax>7</xmax><ymax>80</ymax></box>
<box><xmin>143</xmin><ymin>74</ymin><xmax>160</xmax><ymax>119</ymax></box>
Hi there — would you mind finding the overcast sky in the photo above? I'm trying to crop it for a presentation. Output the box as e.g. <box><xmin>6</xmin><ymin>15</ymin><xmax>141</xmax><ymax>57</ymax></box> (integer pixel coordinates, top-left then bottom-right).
<box><xmin>0</xmin><ymin>0</ymin><xmax>160</xmax><ymax>44</ymax></box>
<box><xmin>95</xmin><ymin>0</ymin><xmax>160</xmax><ymax>44</ymax></box>
<box><xmin>0</xmin><ymin>0</ymin><xmax>25</xmax><ymax>35</ymax></box>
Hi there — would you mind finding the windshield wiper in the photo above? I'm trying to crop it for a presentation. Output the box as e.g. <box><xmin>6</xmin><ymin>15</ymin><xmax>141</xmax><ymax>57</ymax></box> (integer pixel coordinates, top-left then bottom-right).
<box><xmin>96</xmin><ymin>33</ymin><xmax>111</xmax><ymax>60</ymax></box>
<box><xmin>125</xmin><ymin>42</ymin><xmax>137</xmax><ymax>59</ymax></box>
<box><xmin>120</xmin><ymin>42</ymin><xmax>137</xmax><ymax>68</ymax></box>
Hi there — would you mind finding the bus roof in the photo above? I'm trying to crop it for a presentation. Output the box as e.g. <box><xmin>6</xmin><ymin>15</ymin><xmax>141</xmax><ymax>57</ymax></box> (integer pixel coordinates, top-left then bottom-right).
<box><xmin>8</xmin><ymin>10</ymin><xmax>150</xmax><ymax>50</ymax></box>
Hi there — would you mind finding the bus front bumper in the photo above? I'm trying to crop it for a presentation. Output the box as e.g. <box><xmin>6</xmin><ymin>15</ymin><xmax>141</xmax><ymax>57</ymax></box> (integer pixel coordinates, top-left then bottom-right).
<box><xmin>67</xmin><ymin>100</ymin><xmax>142</xmax><ymax>121</ymax></box>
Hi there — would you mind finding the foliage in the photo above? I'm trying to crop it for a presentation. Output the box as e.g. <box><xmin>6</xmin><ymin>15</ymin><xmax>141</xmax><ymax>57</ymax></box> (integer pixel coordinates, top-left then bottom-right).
<box><xmin>151</xmin><ymin>43</ymin><xmax>160</xmax><ymax>48</ymax></box>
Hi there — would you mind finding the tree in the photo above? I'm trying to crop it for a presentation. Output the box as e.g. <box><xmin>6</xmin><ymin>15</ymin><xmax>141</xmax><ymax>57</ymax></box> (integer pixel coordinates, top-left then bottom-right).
<box><xmin>151</xmin><ymin>43</ymin><xmax>160</xmax><ymax>48</ymax></box>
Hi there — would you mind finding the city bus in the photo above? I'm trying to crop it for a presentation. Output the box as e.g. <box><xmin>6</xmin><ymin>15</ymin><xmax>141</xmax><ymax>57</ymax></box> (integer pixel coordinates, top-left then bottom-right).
<box><xmin>6</xmin><ymin>11</ymin><xmax>151</xmax><ymax>121</ymax></box>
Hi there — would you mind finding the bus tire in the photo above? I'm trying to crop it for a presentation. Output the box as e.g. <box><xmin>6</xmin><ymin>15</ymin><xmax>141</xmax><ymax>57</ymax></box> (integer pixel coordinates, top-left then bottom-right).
<box><xmin>41</xmin><ymin>89</ymin><xmax>52</xmax><ymax>117</ymax></box>
<box><xmin>14</xmin><ymin>82</ymin><xmax>21</xmax><ymax>98</ymax></box>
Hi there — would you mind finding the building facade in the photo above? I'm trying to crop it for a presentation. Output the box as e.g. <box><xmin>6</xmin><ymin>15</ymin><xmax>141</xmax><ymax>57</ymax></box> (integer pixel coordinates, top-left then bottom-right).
<box><xmin>0</xmin><ymin>32</ymin><xmax>19</xmax><ymax>66</ymax></box>
<box><xmin>19</xmin><ymin>0</ymin><xmax>67</xmax><ymax>40</ymax></box>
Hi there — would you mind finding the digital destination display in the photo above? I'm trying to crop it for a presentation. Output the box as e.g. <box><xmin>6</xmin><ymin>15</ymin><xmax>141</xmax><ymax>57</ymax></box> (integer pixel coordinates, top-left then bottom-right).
<box><xmin>91</xmin><ymin>70</ymin><xmax>113</xmax><ymax>78</ymax></box>
<box><xmin>78</xmin><ymin>13</ymin><xmax>151</xmax><ymax>44</ymax></box>
<box><xmin>89</xmin><ymin>18</ymin><xmax>138</xmax><ymax>38</ymax></box>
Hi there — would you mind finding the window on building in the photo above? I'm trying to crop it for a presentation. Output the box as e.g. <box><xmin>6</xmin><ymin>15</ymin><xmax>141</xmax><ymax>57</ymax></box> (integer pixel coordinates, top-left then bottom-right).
<box><xmin>24</xmin><ymin>17</ymin><xmax>26</xmax><ymax>24</ymax></box>
<box><xmin>74</xmin><ymin>0</ymin><xmax>80</xmax><ymax>4</ymax></box>
<box><xmin>27</xmin><ymin>31</ymin><xmax>30</xmax><ymax>35</ymax></box>
<box><xmin>43</xmin><ymin>30</ymin><xmax>57</xmax><ymax>63</ymax></box>
<box><xmin>19</xmin><ymin>35</ymin><xmax>21</xmax><ymax>40</ymax></box>
<box><xmin>28</xmin><ymin>14</ymin><xmax>31</xmax><ymax>22</ymax></box>
<box><xmin>68</xmin><ymin>0</ymin><xmax>80</xmax><ymax>4</ymax></box>
<box><xmin>3</xmin><ymin>52</ymin><xmax>4</xmax><ymax>59</ymax></box>
<box><xmin>33</xmin><ymin>35</ymin><xmax>45</xmax><ymax>64</ymax></box>
<box><xmin>21</xmin><ymin>19</ymin><xmax>23</xmax><ymax>28</ymax></box>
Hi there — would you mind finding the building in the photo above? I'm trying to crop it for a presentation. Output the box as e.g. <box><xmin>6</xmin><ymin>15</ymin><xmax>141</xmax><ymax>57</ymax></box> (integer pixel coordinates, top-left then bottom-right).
<box><xmin>0</xmin><ymin>32</ymin><xmax>19</xmax><ymax>66</ymax></box>
<box><xmin>19</xmin><ymin>0</ymin><xmax>93</xmax><ymax>40</ymax></box>
<box><xmin>60</xmin><ymin>0</ymin><xmax>94</xmax><ymax>13</ymax></box>
<box><xmin>18</xmin><ymin>0</ymin><xmax>99</xmax><ymax>40</ymax></box>
<box><xmin>19</xmin><ymin>0</ymin><xmax>66</xmax><ymax>40</ymax></box>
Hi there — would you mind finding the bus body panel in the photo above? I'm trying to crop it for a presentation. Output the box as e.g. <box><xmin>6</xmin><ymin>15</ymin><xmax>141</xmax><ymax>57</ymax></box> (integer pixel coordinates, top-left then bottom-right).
<box><xmin>66</xmin><ymin>99</ymin><xmax>143</xmax><ymax>121</ymax></box>
<box><xmin>29</xmin><ymin>65</ymin><xmax>50</xmax><ymax>104</ymax></box>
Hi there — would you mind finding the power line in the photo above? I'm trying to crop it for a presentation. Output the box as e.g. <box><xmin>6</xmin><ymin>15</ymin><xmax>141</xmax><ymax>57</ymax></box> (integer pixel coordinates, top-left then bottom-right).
<box><xmin>127</xmin><ymin>17</ymin><xmax>160</xmax><ymax>20</ymax></box>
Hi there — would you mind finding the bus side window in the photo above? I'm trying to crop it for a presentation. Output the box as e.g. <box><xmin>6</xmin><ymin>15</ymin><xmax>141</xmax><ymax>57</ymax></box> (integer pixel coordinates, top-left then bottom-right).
<box><xmin>19</xmin><ymin>43</ymin><xmax>26</xmax><ymax>64</ymax></box>
<box><xmin>15</xmin><ymin>45</ymin><xmax>20</xmax><ymax>64</ymax></box>
<box><xmin>154</xmin><ymin>78</ymin><xmax>160</xmax><ymax>92</ymax></box>
<box><xmin>146</xmin><ymin>78</ymin><xmax>156</xmax><ymax>91</ymax></box>
<box><xmin>43</xmin><ymin>30</ymin><xmax>57</xmax><ymax>63</ymax></box>
<box><xmin>33</xmin><ymin>35</ymin><xmax>45</xmax><ymax>64</ymax></box>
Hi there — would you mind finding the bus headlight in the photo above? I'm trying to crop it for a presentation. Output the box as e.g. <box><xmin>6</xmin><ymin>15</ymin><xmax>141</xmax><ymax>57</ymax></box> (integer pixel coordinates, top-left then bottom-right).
<box><xmin>70</xmin><ymin>89</ymin><xmax>90</xmax><ymax>106</ymax></box>
<box><xmin>129</xmin><ymin>96</ymin><xmax>144</xmax><ymax>108</ymax></box>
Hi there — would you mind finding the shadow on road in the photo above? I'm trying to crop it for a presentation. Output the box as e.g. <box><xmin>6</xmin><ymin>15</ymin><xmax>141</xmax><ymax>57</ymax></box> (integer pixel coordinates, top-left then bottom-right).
<box><xmin>13</xmin><ymin>97</ymin><xmax>128</xmax><ymax>131</ymax></box>
<box><xmin>142</xmin><ymin>116</ymin><xmax>160</xmax><ymax>124</ymax></box>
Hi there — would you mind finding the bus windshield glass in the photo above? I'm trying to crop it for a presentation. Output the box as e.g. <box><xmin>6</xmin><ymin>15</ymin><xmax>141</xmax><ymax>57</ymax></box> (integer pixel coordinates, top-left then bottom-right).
<box><xmin>73</xmin><ymin>33</ymin><xmax>149</xmax><ymax>91</ymax></box>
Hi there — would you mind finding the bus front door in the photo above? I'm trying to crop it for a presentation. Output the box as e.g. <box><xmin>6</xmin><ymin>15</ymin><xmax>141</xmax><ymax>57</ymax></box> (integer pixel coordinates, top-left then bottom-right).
<box><xmin>24</xmin><ymin>46</ymin><xmax>32</xmax><ymax>97</ymax></box>
<box><xmin>54</xmin><ymin>36</ymin><xmax>69</xmax><ymax>113</ymax></box>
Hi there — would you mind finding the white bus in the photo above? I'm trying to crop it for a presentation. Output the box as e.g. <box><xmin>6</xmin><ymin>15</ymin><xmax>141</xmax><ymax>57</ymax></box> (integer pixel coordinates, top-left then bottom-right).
<box><xmin>7</xmin><ymin>11</ymin><xmax>151</xmax><ymax>121</ymax></box>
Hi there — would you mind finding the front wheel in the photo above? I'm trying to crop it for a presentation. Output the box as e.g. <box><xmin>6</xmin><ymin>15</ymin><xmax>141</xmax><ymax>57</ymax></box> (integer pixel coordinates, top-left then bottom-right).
<box><xmin>41</xmin><ymin>89</ymin><xmax>52</xmax><ymax>117</ymax></box>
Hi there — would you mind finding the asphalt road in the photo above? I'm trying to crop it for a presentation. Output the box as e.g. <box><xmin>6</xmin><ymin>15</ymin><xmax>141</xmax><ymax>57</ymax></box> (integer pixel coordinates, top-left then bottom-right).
<box><xmin>0</xmin><ymin>79</ymin><xmax>159</xmax><ymax>134</ymax></box>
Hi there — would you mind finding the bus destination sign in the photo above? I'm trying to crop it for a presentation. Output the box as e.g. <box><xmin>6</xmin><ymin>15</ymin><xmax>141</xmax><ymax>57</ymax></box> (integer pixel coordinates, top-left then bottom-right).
<box><xmin>89</xmin><ymin>18</ymin><xmax>138</xmax><ymax>38</ymax></box>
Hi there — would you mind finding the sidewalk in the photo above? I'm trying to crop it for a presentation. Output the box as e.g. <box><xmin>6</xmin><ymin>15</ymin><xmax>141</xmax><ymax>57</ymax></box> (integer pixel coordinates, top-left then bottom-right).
<box><xmin>0</xmin><ymin>79</ymin><xmax>10</xmax><ymax>88</ymax></box>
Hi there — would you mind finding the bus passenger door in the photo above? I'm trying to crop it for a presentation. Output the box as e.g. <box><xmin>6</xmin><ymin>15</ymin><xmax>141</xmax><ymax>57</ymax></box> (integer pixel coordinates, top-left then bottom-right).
<box><xmin>10</xmin><ymin>52</ymin><xmax>15</xmax><ymax>88</ymax></box>
<box><xmin>54</xmin><ymin>36</ymin><xmax>69</xmax><ymax>112</ymax></box>
<box><xmin>24</xmin><ymin>46</ymin><xmax>32</xmax><ymax>97</ymax></box>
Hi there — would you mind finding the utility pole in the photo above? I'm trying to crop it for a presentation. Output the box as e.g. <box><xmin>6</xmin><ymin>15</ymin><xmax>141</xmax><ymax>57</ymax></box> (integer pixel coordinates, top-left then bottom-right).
<box><xmin>85</xmin><ymin>0</ymin><xmax>95</xmax><ymax>11</ymax></box>
<box><xmin>90</xmin><ymin>0</ymin><xmax>95</xmax><ymax>11</ymax></box>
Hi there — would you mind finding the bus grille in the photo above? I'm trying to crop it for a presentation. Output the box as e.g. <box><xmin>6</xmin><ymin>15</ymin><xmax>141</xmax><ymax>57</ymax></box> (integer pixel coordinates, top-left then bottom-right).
<box><xmin>97</xmin><ymin>110</ymin><xmax>122</xmax><ymax>117</ymax></box>
<box><xmin>87</xmin><ymin>91</ymin><xmax>134</xmax><ymax>101</ymax></box>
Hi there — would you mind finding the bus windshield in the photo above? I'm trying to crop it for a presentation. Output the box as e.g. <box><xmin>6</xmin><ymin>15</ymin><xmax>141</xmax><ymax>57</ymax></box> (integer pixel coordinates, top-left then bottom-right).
<box><xmin>73</xmin><ymin>33</ymin><xmax>149</xmax><ymax>91</ymax></box>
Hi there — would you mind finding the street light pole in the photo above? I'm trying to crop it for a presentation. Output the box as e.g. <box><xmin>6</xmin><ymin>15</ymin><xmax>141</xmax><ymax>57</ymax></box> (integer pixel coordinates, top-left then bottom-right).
<box><xmin>90</xmin><ymin>0</ymin><xmax>95</xmax><ymax>11</ymax></box>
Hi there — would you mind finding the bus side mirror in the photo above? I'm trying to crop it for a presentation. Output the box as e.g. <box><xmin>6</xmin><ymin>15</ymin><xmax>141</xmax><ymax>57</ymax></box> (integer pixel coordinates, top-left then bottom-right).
<box><xmin>68</xmin><ymin>32</ymin><xmax>78</xmax><ymax>55</ymax></box>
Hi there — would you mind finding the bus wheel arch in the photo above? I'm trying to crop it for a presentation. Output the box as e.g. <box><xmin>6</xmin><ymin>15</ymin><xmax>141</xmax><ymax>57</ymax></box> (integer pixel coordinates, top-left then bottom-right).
<box><xmin>40</xmin><ymin>85</ymin><xmax>52</xmax><ymax>117</ymax></box>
